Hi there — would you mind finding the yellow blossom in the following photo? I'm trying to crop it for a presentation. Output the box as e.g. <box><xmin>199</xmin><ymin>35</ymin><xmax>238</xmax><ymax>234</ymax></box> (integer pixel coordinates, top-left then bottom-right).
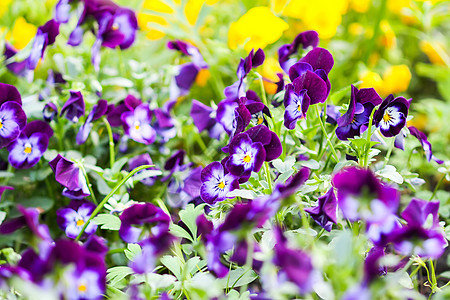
<box><xmin>420</xmin><ymin>40</ymin><xmax>450</xmax><ymax>66</ymax></box>
<box><xmin>349</xmin><ymin>0</ymin><xmax>371</xmax><ymax>13</ymax></box>
<box><xmin>262</xmin><ymin>57</ymin><xmax>283</xmax><ymax>95</ymax></box>
<box><xmin>382</xmin><ymin>64</ymin><xmax>411</xmax><ymax>95</ymax></box>
<box><xmin>359</xmin><ymin>71</ymin><xmax>384</xmax><ymax>93</ymax></box>
<box><xmin>379</xmin><ymin>20</ymin><xmax>396</xmax><ymax>49</ymax></box>
<box><xmin>5</xmin><ymin>17</ymin><xmax>37</xmax><ymax>50</ymax></box>
<box><xmin>137</xmin><ymin>12</ymin><xmax>168</xmax><ymax>40</ymax></box>
<box><xmin>184</xmin><ymin>0</ymin><xmax>206</xmax><ymax>25</ymax></box>
<box><xmin>281</xmin><ymin>0</ymin><xmax>348</xmax><ymax>39</ymax></box>
<box><xmin>195</xmin><ymin>68</ymin><xmax>211</xmax><ymax>86</ymax></box>
<box><xmin>387</xmin><ymin>0</ymin><xmax>411</xmax><ymax>14</ymax></box>
<box><xmin>228</xmin><ymin>7</ymin><xmax>288</xmax><ymax>52</ymax></box>
<box><xmin>0</xmin><ymin>0</ymin><xmax>11</xmax><ymax>17</ymax></box>
<box><xmin>348</xmin><ymin>23</ymin><xmax>364</xmax><ymax>36</ymax></box>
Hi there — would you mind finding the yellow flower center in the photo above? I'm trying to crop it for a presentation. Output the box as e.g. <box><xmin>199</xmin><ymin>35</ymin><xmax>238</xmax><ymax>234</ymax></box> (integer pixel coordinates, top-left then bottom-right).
<box><xmin>297</xmin><ymin>105</ymin><xmax>302</xmax><ymax>112</ymax></box>
<box><xmin>0</xmin><ymin>120</ymin><xmax>3</xmax><ymax>129</ymax></box>
<box><xmin>76</xmin><ymin>219</ymin><xmax>85</xmax><ymax>227</ymax></box>
<box><xmin>383</xmin><ymin>111</ymin><xmax>392</xmax><ymax>122</ymax></box>
<box><xmin>23</xmin><ymin>142</ymin><xmax>32</xmax><ymax>154</ymax></box>
<box><xmin>217</xmin><ymin>181</ymin><xmax>225</xmax><ymax>190</ymax></box>
<box><xmin>243</xmin><ymin>154</ymin><xmax>252</xmax><ymax>163</ymax></box>
<box><xmin>134</xmin><ymin>121</ymin><xmax>140</xmax><ymax>130</ymax></box>
<box><xmin>257</xmin><ymin>116</ymin><xmax>264</xmax><ymax>125</ymax></box>
<box><xmin>78</xmin><ymin>284</ymin><xmax>87</xmax><ymax>292</ymax></box>
<box><xmin>112</xmin><ymin>23</ymin><xmax>120</xmax><ymax>31</ymax></box>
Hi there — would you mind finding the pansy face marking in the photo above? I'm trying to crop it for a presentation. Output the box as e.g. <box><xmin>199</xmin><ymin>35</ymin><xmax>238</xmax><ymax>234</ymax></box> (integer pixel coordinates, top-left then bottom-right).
<box><xmin>380</xmin><ymin>107</ymin><xmax>400</xmax><ymax>129</ymax></box>
<box><xmin>200</xmin><ymin>162</ymin><xmax>239</xmax><ymax>204</ymax></box>
<box><xmin>23</xmin><ymin>142</ymin><xmax>32</xmax><ymax>154</ymax></box>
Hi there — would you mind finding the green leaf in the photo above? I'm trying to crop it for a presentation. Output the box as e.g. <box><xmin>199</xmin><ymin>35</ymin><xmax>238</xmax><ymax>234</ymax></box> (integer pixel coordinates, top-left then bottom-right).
<box><xmin>220</xmin><ymin>268</ymin><xmax>258</xmax><ymax>289</ymax></box>
<box><xmin>170</xmin><ymin>223</ymin><xmax>194</xmax><ymax>242</ymax></box>
<box><xmin>111</xmin><ymin>157</ymin><xmax>129</xmax><ymax>174</ymax></box>
<box><xmin>102</xmin><ymin>77</ymin><xmax>134</xmax><ymax>88</ymax></box>
<box><xmin>179</xmin><ymin>203</ymin><xmax>206</xmax><ymax>238</ymax></box>
<box><xmin>226</xmin><ymin>189</ymin><xmax>257</xmax><ymax>199</ymax></box>
<box><xmin>160</xmin><ymin>255</ymin><xmax>183</xmax><ymax>280</ymax></box>
<box><xmin>299</xmin><ymin>159</ymin><xmax>320</xmax><ymax>170</ymax></box>
<box><xmin>376</xmin><ymin>165</ymin><xmax>404</xmax><ymax>184</ymax></box>
<box><xmin>124</xmin><ymin>243</ymin><xmax>141</xmax><ymax>261</ymax></box>
<box><xmin>132</xmin><ymin>169</ymin><xmax>162</xmax><ymax>182</ymax></box>
<box><xmin>107</xmin><ymin>266</ymin><xmax>134</xmax><ymax>287</ymax></box>
<box><xmin>92</xmin><ymin>214</ymin><xmax>121</xmax><ymax>230</ymax></box>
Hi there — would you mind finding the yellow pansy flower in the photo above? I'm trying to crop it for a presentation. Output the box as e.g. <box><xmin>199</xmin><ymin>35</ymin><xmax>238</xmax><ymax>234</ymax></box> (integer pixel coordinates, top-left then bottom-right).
<box><xmin>381</xmin><ymin>64</ymin><xmax>411</xmax><ymax>95</ymax></box>
<box><xmin>0</xmin><ymin>0</ymin><xmax>12</xmax><ymax>17</ymax></box>
<box><xmin>228</xmin><ymin>7</ymin><xmax>289</xmax><ymax>52</ymax></box>
<box><xmin>281</xmin><ymin>0</ymin><xmax>348</xmax><ymax>39</ymax></box>
<box><xmin>349</xmin><ymin>0</ymin><xmax>371</xmax><ymax>13</ymax></box>
<box><xmin>5</xmin><ymin>17</ymin><xmax>37</xmax><ymax>50</ymax></box>
<box><xmin>420</xmin><ymin>40</ymin><xmax>450</xmax><ymax>66</ymax></box>
<box><xmin>360</xmin><ymin>65</ymin><xmax>412</xmax><ymax>97</ymax></box>
<box><xmin>262</xmin><ymin>57</ymin><xmax>283</xmax><ymax>95</ymax></box>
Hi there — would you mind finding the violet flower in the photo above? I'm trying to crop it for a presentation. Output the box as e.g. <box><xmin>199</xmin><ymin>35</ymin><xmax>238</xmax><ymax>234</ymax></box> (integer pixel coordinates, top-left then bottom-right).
<box><xmin>7</xmin><ymin>120</ymin><xmax>53</xmax><ymax>169</ymax></box>
<box><xmin>408</xmin><ymin>126</ymin><xmax>443</xmax><ymax>164</ymax></box>
<box><xmin>224</xmin><ymin>48</ymin><xmax>265</xmax><ymax>100</ymax></box>
<box><xmin>200</xmin><ymin>162</ymin><xmax>239</xmax><ymax>204</ymax></box>
<box><xmin>225</xmin><ymin>132</ymin><xmax>266</xmax><ymax>181</ymax></box>
<box><xmin>273</xmin><ymin>227</ymin><xmax>315</xmax><ymax>294</ymax></box>
<box><xmin>60</xmin><ymin>90</ymin><xmax>85</xmax><ymax>122</ymax></box>
<box><xmin>190</xmin><ymin>100</ymin><xmax>224</xmax><ymax>139</ymax></box>
<box><xmin>304</xmin><ymin>188</ymin><xmax>338</xmax><ymax>232</ymax></box>
<box><xmin>107</xmin><ymin>94</ymin><xmax>141</xmax><ymax>127</ymax></box>
<box><xmin>216</xmin><ymin>97</ymin><xmax>251</xmax><ymax>137</ymax></box>
<box><xmin>65</xmin><ymin>268</ymin><xmax>104</xmax><ymax>300</ymax></box>
<box><xmin>49</xmin><ymin>154</ymin><xmax>90</xmax><ymax>199</ymax></box>
<box><xmin>121</xmin><ymin>103</ymin><xmax>156</xmax><ymax>145</ymax></box>
<box><xmin>278</xmin><ymin>30</ymin><xmax>319</xmax><ymax>74</ymax></box>
<box><xmin>3</xmin><ymin>43</ymin><xmax>27</xmax><ymax>76</ymax></box>
<box><xmin>243</xmin><ymin>125</ymin><xmax>283</xmax><ymax>162</ymax></box>
<box><xmin>336</xmin><ymin>85</ymin><xmax>382</xmax><ymax>141</ymax></box>
<box><xmin>332</xmin><ymin>167</ymin><xmax>399</xmax><ymax>223</ymax></box>
<box><xmin>118</xmin><ymin>203</ymin><xmax>171</xmax><ymax>243</ymax></box>
<box><xmin>27</xmin><ymin>19</ymin><xmax>60</xmax><ymax>70</ymax></box>
<box><xmin>0</xmin><ymin>83</ymin><xmax>27</xmax><ymax>148</ymax></box>
<box><xmin>128</xmin><ymin>153</ymin><xmax>160</xmax><ymax>186</ymax></box>
<box><xmin>55</xmin><ymin>0</ymin><xmax>72</xmax><ymax>23</ymax></box>
<box><xmin>43</xmin><ymin>102</ymin><xmax>58</xmax><ymax>122</ymax></box>
<box><xmin>288</xmin><ymin>47</ymin><xmax>334</xmax><ymax>105</ymax></box>
<box><xmin>167</xmin><ymin>40</ymin><xmax>208</xmax><ymax>69</ymax></box>
<box><xmin>152</xmin><ymin>108</ymin><xmax>176</xmax><ymax>143</ymax></box>
<box><xmin>76</xmin><ymin>99</ymin><xmax>110</xmax><ymax>144</ymax></box>
<box><xmin>373</xmin><ymin>95</ymin><xmax>410</xmax><ymax>137</ymax></box>
<box><xmin>56</xmin><ymin>200</ymin><xmax>98</xmax><ymax>239</ymax></box>
<box><xmin>283</xmin><ymin>83</ymin><xmax>310</xmax><ymax>130</ymax></box>
<box><xmin>390</xmin><ymin>198</ymin><xmax>447</xmax><ymax>259</ymax></box>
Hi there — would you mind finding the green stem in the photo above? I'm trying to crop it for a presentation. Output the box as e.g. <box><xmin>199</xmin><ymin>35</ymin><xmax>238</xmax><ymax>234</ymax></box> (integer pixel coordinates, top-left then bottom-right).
<box><xmin>78</xmin><ymin>163</ymin><xmax>97</xmax><ymax>205</ymax></box>
<box><xmin>315</xmin><ymin>105</ymin><xmax>339</xmax><ymax>163</ymax></box>
<box><xmin>383</xmin><ymin>137</ymin><xmax>395</xmax><ymax>168</ymax></box>
<box><xmin>75</xmin><ymin>165</ymin><xmax>153</xmax><ymax>241</ymax></box>
<box><xmin>314</xmin><ymin>228</ymin><xmax>326</xmax><ymax>241</ymax></box>
<box><xmin>102</xmin><ymin>117</ymin><xmax>115</xmax><ymax>169</ymax></box>
<box><xmin>107</xmin><ymin>248</ymin><xmax>126</xmax><ymax>255</ymax></box>
<box><xmin>430</xmin><ymin>175</ymin><xmax>445</xmax><ymax>201</ymax></box>
<box><xmin>364</xmin><ymin>107</ymin><xmax>377</xmax><ymax>168</ymax></box>
<box><xmin>264</xmin><ymin>162</ymin><xmax>273</xmax><ymax>193</ymax></box>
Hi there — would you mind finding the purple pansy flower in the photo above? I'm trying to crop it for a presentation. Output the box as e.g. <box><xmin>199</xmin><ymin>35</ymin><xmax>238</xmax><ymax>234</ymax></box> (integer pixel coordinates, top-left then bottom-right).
<box><xmin>56</xmin><ymin>200</ymin><xmax>97</xmax><ymax>239</ymax></box>
<box><xmin>27</xmin><ymin>19</ymin><xmax>60</xmax><ymax>71</ymax></box>
<box><xmin>55</xmin><ymin>0</ymin><xmax>72</xmax><ymax>23</ymax></box>
<box><xmin>242</xmin><ymin>125</ymin><xmax>283</xmax><ymax>162</ymax></box>
<box><xmin>64</xmin><ymin>268</ymin><xmax>104</xmax><ymax>300</ymax></box>
<box><xmin>43</xmin><ymin>102</ymin><xmax>58</xmax><ymax>122</ymax></box>
<box><xmin>168</xmin><ymin>40</ymin><xmax>208</xmax><ymax>100</ymax></box>
<box><xmin>283</xmin><ymin>84</ymin><xmax>310</xmax><ymax>129</ymax></box>
<box><xmin>224</xmin><ymin>48</ymin><xmax>265</xmax><ymax>100</ymax></box>
<box><xmin>3</xmin><ymin>43</ymin><xmax>28</xmax><ymax>76</ymax></box>
<box><xmin>332</xmin><ymin>167</ymin><xmax>399</xmax><ymax>223</ymax></box>
<box><xmin>121</xmin><ymin>103</ymin><xmax>156</xmax><ymax>145</ymax></box>
<box><xmin>288</xmin><ymin>47</ymin><xmax>334</xmax><ymax>105</ymax></box>
<box><xmin>225</xmin><ymin>132</ymin><xmax>266</xmax><ymax>181</ymax></box>
<box><xmin>7</xmin><ymin>120</ymin><xmax>53</xmax><ymax>169</ymax></box>
<box><xmin>0</xmin><ymin>83</ymin><xmax>27</xmax><ymax>148</ymax></box>
<box><xmin>278</xmin><ymin>30</ymin><xmax>319</xmax><ymax>74</ymax></box>
<box><xmin>118</xmin><ymin>203</ymin><xmax>171</xmax><ymax>243</ymax></box>
<box><xmin>336</xmin><ymin>85</ymin><xmax>382</xmax><ymax>141</ymax></box>
<box><xmin>0</xmin><ymin>205</ymin><xmax>51</xmax><ymax>242</ymax></box>
<box><xmin>273</xmin><ymin>227</ymin><xmax>315</xmax><ymax>294</ymax></box>
<box><xmin>107</xmin><ymin>94</ymin><xmax>141</xmax><ymax>127</ymax></box>
<box><xmin>408</xmin><ymin>126</ymin><xmax>443</xmax><ymax>164</ymax></box>
<box><xmin>390</xmin><ymin>199</ymin><xmax>447</xmax><ymax>259</ymax></box>
<box><xmin>190</xmin><ymin>100</ymin><xmax>224</xmax><ymax>139</ymax></box>
<box><xmin>304</xmin><ymin>188</ymin><xmax>338</xmax><ymax>232</ymax></box>
<box><xmin>200</xmin><ymin>162</ymin><xmax>239</xmax><ymax>204</ymax></box>
<box><xmin>152</xmin><ymin>108</ymin><xmax>176</xmax><ymax>143</ymax></box>
<box><xmin>216</xmin><ymin>97</ymin><xmax>251</xmax><ymax>137</ymax></box>
<box><xmin>374</xmin><ymin>95</ymin><xmax>410</xmax><ymax>137</ymax></box>
<box><xmin>60</xmin><ymin>90</ymin><xmax>85</xmax><ymax>122</ymax></box>
<box><xmin>76</xmin><ymin>99</ymin><xmax>110</xmax><ymax>144</ymax></box>
<box><xmin>49</xmin><ymin>154</ymin><xmax>90</xmax><ymax>199</ymax></box>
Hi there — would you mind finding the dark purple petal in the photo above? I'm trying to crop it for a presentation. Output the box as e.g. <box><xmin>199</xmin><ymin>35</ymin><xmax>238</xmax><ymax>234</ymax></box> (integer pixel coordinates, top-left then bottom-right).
<box><xmin>293</xmin><ymin>71</ymin><xmax>328</xmax><ymax>105</ymax></box>
<box><xmin>0</xmin><ymin>101</ymin><xmax>27</xmax><ymax>148</ymax></box>
<box><xmin>304</xmin><ymin>188</ymin><xmax>337</xmax><ymax>232</ymax></box>
<box><xmin>190</xmin><ymin>100</ymin><xmax>216</xmax><ymax>132</ymax></box>
<box><xmin>60</xmin><ymin>91</ymin><xmax>85</xmax><ymax>122</ymax></box>
<box><xmin>299</xmin><ymin>47</ymin><xmax>334</xmax><ymax>74</ymax></box>
<box><xmin>27</xmin><ymin>20</ymin><xmax>60</xmax><ymax>70</ymax></box>
<box><xmin>401</xmin><ymin>198</ymin><xmax>440</xmax><ymax>228</ymax></box>
<box><xmin>0</xmin><ymin>83</ymin><xmax>22</xmax><ymax>106</ymax></box>
<box><xmin>288</xmin><ymin>62</ymin><xmax>313</xmax><ymax>82</ymax></box>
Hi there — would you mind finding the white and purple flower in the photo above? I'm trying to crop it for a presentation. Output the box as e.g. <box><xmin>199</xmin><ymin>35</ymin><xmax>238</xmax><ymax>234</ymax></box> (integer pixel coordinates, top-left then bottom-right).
<box><xmin>200</xmin><ymin>162</ymin><xmax>239</xmax><ymax>204</ymax></box>
<box><xmin>121</xmin><ymin>103</ymin><xmax>156</xmax><ymax>145</ymax></box>
<box><xmin>0</xmin><ymin>83</ymin><xmax>27</xmax><ymax>148</ymax></box>
<box><xmin>225</xmin><ymin>132</ymin><xmax>266</xmax><ymax>181</ymax></box>
<box><xmin>283</xmin><ymin>84</ymin><xmax>309</xmax><ymax>130</ymax></box>
<box><xmin>49</xmin><ymin>154</ymin><xmax>90</xmax><ymax>199</ymax></box>
<box><xmin>7</xmin><ymin>120</ymin><xmax>53</xmax><ymax>169</ymax></box>
<box><xmin>374</xmin><ymin>95</ymin><xmax>410</xmax><ymax>137</ymax></box>
<box><xmin>56</xmin><ymin>200</ymin><xmax>97</xmax><ymax>239</ymax></box>
<box><xmin>60</xmin><ymin>90</ymin><xmax>85</xmax><ymax>122</ymax></box>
